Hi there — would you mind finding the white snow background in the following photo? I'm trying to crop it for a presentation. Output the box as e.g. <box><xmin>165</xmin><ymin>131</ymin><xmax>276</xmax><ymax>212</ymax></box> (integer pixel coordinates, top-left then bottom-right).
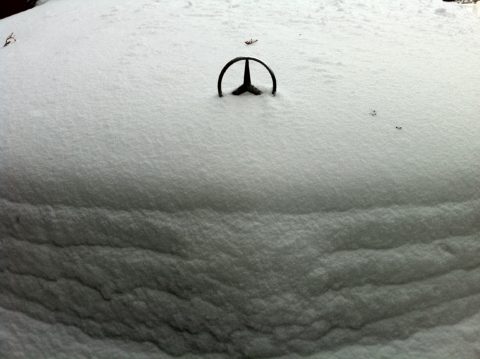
<box><xmin>1</xmin><ymin>0</ymin><xmax>480</xmax><ymax>358</ymax></box>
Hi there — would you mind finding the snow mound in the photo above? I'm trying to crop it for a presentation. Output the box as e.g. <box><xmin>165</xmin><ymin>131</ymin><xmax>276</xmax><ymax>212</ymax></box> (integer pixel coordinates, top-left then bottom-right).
<box><xmin>1</xmin><ymin>0</ymin><xmax>480</xmax><ymax>358</ymax></box>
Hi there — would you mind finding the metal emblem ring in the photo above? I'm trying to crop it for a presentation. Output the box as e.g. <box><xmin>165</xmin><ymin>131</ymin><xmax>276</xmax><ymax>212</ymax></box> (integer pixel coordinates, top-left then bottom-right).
<box><xmin>217</xmin><ymin>57</ymin><xmax>277</xmax><ymax>97</ymax></box>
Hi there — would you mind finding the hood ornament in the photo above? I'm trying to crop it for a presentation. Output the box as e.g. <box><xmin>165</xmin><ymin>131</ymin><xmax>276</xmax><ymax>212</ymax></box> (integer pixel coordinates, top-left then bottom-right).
<box><xmin>217</xmin><ymin>57</ymin><xmax>277</xmax><ymax>97</ymax></box>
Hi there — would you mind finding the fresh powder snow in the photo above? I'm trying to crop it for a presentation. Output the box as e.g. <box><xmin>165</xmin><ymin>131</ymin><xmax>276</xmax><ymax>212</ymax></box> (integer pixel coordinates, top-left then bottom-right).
<box><xmin>1</xmin><ymin>0</ymin><xmax>480</xmax><ymax>358</ymax></box>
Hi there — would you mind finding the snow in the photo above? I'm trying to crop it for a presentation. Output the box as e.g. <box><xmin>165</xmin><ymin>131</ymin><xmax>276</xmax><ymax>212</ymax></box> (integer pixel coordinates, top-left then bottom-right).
<box><xmin>1</xmin><ymin>0</ymin><xmax>480</xmax><ymax>358</ymax></box>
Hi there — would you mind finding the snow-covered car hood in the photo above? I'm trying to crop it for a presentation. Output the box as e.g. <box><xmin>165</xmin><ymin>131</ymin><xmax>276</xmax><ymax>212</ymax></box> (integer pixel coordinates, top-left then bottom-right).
<box><xmin>1</xmin><ymin>0</ymin><xmax>480</xmax><ymax>358</ymax></box>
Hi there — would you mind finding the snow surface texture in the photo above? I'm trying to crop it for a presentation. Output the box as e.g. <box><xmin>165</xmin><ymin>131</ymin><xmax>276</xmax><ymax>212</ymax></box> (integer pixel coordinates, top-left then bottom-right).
<box><xmin>1</xmin><ymin>0</ymin><xmax>480</xmax><ymax>358</ymax></box>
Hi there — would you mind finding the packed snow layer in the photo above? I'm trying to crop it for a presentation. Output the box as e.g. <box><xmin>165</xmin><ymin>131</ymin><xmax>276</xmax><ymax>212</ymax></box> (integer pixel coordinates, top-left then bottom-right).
<box><xmin>2</xmin><ymin>198</ymin><xmax>480</xmax><ymax>358</ymax></box>
<box><xmin>1</xmin><ymin>0</ymin><xmax>480</xmax><ymax>358</ymax></box>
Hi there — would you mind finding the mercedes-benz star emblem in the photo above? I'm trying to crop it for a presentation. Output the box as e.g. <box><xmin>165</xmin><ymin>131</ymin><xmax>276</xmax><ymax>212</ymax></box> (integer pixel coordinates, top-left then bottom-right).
<box><xmin>217</xmin><ymin>57</ymin><xmax>277</xmax><ymax>97</ymax></box>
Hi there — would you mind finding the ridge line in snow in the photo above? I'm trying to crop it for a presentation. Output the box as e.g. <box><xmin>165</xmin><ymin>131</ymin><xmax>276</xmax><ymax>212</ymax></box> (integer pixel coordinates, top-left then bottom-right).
<box><xmin>1</xmin><ymin>197</ymin><xmax>479</xmax><ymax>216</ymax></box>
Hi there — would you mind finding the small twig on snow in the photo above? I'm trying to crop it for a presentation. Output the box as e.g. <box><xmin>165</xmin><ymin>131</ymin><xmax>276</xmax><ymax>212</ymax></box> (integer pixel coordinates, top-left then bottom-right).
<box><xmin>3</xmin><ymin>33</ymin><xmax>16</xmax><ymax>47</ymax></box>
<box><xmin>245</xmin><ymin>38</ymin><xmax>258</xmax><ymax>45</ymax></box>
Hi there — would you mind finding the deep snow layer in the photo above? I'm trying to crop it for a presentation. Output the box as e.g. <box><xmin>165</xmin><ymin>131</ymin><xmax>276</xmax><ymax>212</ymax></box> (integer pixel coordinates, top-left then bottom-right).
<box><xmin>2</xmin><ymin>198</ymin><xmax>480</xmax><ymax>358</ymax></box>
<box><xmin>1</xmin><ymin>0</ymin><xmax>480</xmax><ymax>213</ymax></box>
<box><xmin>1</xmin><ymin>0</ymin><xmax>480</xmax><ymax>358</ymax></box>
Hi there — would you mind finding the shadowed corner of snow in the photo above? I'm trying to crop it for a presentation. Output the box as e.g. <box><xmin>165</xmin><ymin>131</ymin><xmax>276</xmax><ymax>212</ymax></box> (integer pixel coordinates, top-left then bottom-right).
<box><xmin>0</xmin><ymin>0</ymin><xmax>39</xmax><ymax>20</ymax></box>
